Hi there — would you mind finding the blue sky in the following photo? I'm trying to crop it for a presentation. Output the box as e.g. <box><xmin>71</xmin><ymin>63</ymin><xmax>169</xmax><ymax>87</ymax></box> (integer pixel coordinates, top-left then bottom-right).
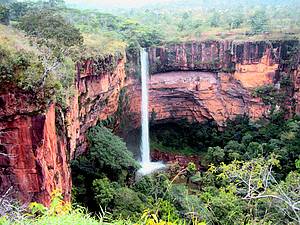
<box><xmin>65</xmin><ymin>0</ymin><xmax>172</xmax><ymax>8</ymax></box>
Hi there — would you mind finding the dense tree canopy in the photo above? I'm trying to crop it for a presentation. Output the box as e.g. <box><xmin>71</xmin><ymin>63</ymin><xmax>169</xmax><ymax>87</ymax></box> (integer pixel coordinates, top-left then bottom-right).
<box><xmin>0</xmin><ymin>5</ymin><xmax>9</xmax><ymax>25</ymax></box>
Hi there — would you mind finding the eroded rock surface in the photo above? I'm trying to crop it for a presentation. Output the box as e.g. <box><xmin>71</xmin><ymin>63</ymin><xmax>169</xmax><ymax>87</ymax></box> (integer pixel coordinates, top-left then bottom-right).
<box><xmin>0</xmin><ymin>100</ymin><xmax>71</xmax><ymax>205</ymax></box>
<box><xmin>0</xmin><ymin>55</ymin><xmax>127</xmax><ymax>205</ymax></box>
<box><xmin>1</xmin><ymin>40</ymin><xmax>299</xmax><ymax>206</ymax></box>
<box><xmin>125</xmin><ymin>40</ymin><xmax>299</xmax><ymax>127</ymax></box>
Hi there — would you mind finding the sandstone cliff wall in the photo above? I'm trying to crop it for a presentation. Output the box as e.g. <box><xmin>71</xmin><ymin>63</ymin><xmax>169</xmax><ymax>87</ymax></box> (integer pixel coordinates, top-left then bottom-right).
<box><xmin>0</xmin><ymin>55</ymin><xmax>127</xmax><ymax>205</ymax></box>
<box><xmin>0</xmin><ymin>91</ymin><xmax>71</xmax><ymax>205</ymax></box>
<box><xmin>125</xmin><ymin>40</ymin><xmax>299</xmax><ymax>127</ymax></box>
<box><xmin>0</xmin><ymin>40</ymin><xmax>299</xmax><ymax>206</ymax></box>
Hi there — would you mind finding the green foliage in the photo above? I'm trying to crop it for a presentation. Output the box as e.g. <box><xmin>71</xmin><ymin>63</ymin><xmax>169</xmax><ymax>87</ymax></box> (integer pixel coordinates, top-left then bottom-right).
<box><xmin>296</xmin><ymin>157</ymin><xmax>300</xmax><ymax>170</ymax></box>
<box><xmin>117</xmin><ymin>19</ymin><xmax>163</xmax><ymax>47</ymax></box>
<box><xmin>134</xmin><ymin>173</ymin><xmax>171</xmax><ymax>201</ymax></box>
<box><xmin>206</xmin><ymin>146</ymin><xmax>225</xmax><ymax>164</ymax></box>
<box><xmin>46</xmin><ymin>0</ymin><xmax>65</xmax><ymax>8</ymax></box>
<box><xmin>186</xmin><ymin>162</ymin><xmax>197</xmax><ymax>175</ymax></box>
<box><xmin>113</xmin><ymin>187</ymin><xmax>146</xmax><ymax>219</ymax></box>
<box><xmin>208</xmin><ymin>11</ymin><xmax>221</xmax><ymax>28</ymax></box>
<box><xmin>0</xmin><ymin>4</ymin><xmax>9</xmax><ymax>25</ymax></box>
<box><xmin>8</xmin><ymin>2</ymin><xmax>31</xmax><ymax>21</ymax></box>
<box><xmin>150</xmin><ymin>120</ymin><xmax>220</xmax><ymax>156</ymax></box>
<box><xmin>18</xmin><ymin>10</ymin><xmax>83</xmax><ymax>48</ymax></box>
<box><xmin>72</xmin><ymin>124</ymin><xmax>140</xmax><ymax>213</ymax></box>
<box><xmin>200</xmin><ymin>190</ymin><xmax>247</xmax><ymax>224</ymax></box>
<box><xmin>249</xmin><ymin>9</ymin><xmax>269</xmax><ymax>34</ymax></box>
<box><xmin>227</xmin><ymin>12</ymin><xmax>244</xmax><ymax>29</ymax></box>
<box><xmin>86</xmin><ymin>124</ymin><xmax>140</xmax><ymax>173</ymax></box>
<box><xmin>0</xmin><ymin>45</ymin><xmax>29</xmax><ymax>85</ymax></box>
<box><xmin>92</xmin><ymin>178</ymin><xmax>119</xmax><ymax>209</ymax></box>
<box><xmin>253</xmin><ymin>84</ymin><xmax>283</xmax><ymax>111</ymax></box>
<box><xmin>15</xmin><ymin>10</ymin><xmax>83</xmax><ymax>106</ymax></box>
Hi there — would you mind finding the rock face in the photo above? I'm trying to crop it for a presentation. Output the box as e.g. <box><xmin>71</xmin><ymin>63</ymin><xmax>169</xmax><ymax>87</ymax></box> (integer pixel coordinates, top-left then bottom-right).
<box><xmin>0</xmin><ymin>91</ymin><xmax>71</xmax><ymax>205</ymax></box>
<box><xmin>0</xmin><ymin>55</ymin><xmax>127</xmax><ymax>205</ymax></box>
<box><xmin>125</xmin><ymin>40</ymin><xmax>299</xmax><ymax>127</ymax></box>
<box><xmin>75</xmin><ymin>56</ymin><xmax>126</xmax><ymax>155</ymax></box>
<box><xmin>151</xmin><ymin>149</ymin><xmax>202</xmax><ymax>170</ymax></box>
<box><xmin>0</xmin><ymin>40</ymin><xmax>299</xmax><ymax>206</ymax></box>
<box><xmin>148</xmin><ymin>40</ymin><xmax>296</xmax><ymax>74</ymax></box>
<box><xmin>148</xmin><ymin>71</ymin><xmax>268</xmax><ymax>125</ymax></box>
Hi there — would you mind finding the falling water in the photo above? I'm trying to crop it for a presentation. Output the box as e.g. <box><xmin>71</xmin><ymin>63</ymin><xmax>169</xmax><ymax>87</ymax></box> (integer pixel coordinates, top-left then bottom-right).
<box><xmin>138</xmin><ymin>48</ymin><xmax>164</xmax><ymax>175</ymax></box>
<box><xmin>140</xmin><ymin>48</ymin><xmax>151</xmax><ymax>164</ymax></box>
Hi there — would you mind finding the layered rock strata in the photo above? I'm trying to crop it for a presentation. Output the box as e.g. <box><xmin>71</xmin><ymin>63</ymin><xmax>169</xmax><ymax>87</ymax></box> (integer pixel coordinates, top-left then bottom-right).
<box><xmin>125</xmin><ymin>40</ymin><xmax>299</xmax><ymax>127</ymax></box>
<box><xmin>1</xmin><ymin>40</ymin><xmax>299</xmax><ymax>206</ymax></box>
<box><xmin>0</xmin><ymin>55</ymin><xmax>127</xmax><ymax>205</ymax></box>
<box><xmin>0</xmin><ymin>91</ymin><xmax>71</xmax><ymax>205</ymax></box>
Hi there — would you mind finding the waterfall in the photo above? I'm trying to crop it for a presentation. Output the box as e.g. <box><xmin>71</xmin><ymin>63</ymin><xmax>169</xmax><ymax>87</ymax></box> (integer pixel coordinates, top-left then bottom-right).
<box><xmin>138</xmin><ymin>48</ymin><xmax>164</xmax><ymax>175</ymax></box>
<box><xmin>140</xmin><ymin>48</ymin><xmax>151</xmax><ymax>164</ymax></box>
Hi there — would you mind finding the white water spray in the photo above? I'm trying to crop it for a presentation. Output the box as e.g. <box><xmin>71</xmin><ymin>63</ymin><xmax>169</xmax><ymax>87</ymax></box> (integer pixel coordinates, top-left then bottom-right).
<box><xmin>138</xmin><ymin>48</ymin><xmax>164</xmax><ymax>175</ymax></box>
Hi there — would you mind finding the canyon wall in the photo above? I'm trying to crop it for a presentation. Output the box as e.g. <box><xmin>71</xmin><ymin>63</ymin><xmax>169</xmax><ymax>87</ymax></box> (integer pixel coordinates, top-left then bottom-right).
<box><xmin>0</xmin><ymin>55</ymin><xmax>127</xmax><ymax>205</ymax></box>
<box><xmin>75</xmin><ymin>56</ymin><xmax>126</xmax><ymax>156</ymax></box>
<box><xmin>0</xmin><ymin>91</ymin><xmax>71</xmax><ymax>206</ymax></box>
<box><xmin>0</xmin><ymin>40</ymin><xmax>299</xmax><ymax>206</ymax></box>
<box><xmin>125</xmin><ymin>40</ymin><xmax>299</xmax><ymax>127</ymax></box>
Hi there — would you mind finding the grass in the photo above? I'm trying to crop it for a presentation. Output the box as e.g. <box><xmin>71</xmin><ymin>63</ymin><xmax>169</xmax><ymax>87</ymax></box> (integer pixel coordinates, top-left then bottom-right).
<box><xmin>0</xmin><ymin>24</ymin><xmax>37</xmax><ymax>53</ymax></box>
<box><xmin>83</xmin><ymin>32</ymin><xmax>126</xmax><ymax>58</ymax></box>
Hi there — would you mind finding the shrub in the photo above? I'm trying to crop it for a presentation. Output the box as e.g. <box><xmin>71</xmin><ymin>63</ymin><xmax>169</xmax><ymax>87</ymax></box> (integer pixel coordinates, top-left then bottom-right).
<box><xmin>92</xmin><ymin>178</ymin><xmax>119</xmax><ymax>209</ymax></box>
<box><xmin>200</xmin><ymin>190</ymin><xmax>247</xmax><ymax>224</ymax></box>
<box><xmin>113</xmin><ymin>187</ymin><xmax>146</xmax><ymax>219</ymax></box>
<box><xmin>134</xmin><ymin>173</ymin><xmax>170</xmax><ymax>201</ymax></box>
<box><xmin>87</xmin><ymin>124</ymin><xmax>140</xmax><ymax>176</ymax></box>
<box><xmin>206</xmin><ymin>146</ymin><xmax>225</xmax><ymax>164</ymax></box>
<box><xmin>0</xmin><ymin>5</ymin><xmax>9</xmax><ymax>25</ymax></box>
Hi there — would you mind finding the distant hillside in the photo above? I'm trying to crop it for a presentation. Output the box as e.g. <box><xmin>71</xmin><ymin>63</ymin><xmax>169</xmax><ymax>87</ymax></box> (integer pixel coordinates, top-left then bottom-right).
<box><xmin>143</xmin><ymin>0</ymin><xmax>300</xmax><ymax>10</ymax></box>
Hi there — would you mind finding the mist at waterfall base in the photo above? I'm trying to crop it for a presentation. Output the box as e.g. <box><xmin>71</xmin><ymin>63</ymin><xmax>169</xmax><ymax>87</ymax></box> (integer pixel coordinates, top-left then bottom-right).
<box><xmin>138</xmin><ymin>49</ymin><xmax>165</xmax><ymax>176</ymax></box>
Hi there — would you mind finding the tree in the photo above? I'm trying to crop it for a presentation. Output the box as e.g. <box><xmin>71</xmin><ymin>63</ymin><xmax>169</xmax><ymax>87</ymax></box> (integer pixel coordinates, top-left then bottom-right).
<box><xmin>92</xmin><ymin>178</ymin><xmax>118</xmax><ymax>208</ymax></box>
<box><xmin>249</xmin><ymin>9</ymin><xmax>269</xmax><ymax>34</ymax></box>
<box><xmin>206</xmin><ymin>146</ymin><xmax>225</xmax><ymax>164</ymax></box>
<box><xmin>208</xmin><ymin>11</ymin><xmax>221</xmax><ymax>27</ymax></box>
<box><xmin>0</xmin><ymin>0</ymin><xmax>12</xmax><ymax>6</ymax></box>
<box><xmin>18</xmin><ymin>10</ymin><xmax>83</xmax><ymax>86</ymax></box>
<box><xmin>216</xmin><ymin>156</ymin><xmax>300</xmax><ymax>223</ymax></box>
<box><xmin>227</xmin><ymin>12</ymin><xmax>244</xmax><ymax>29</ymax></box>
<box><xmin>44</xmin><ymin>0</ymin><xmax>65</xmax><ymax>8</ymax></box>
<box><xmin>0</xmin><ymin>5</ymin><xmax>9</xmax><ymax>25</ymax></box>
<box><xmin>9</xmin><ymin>2</ymin><xmax>31</xmax><ymax>21</ymax></box>
<box><xmin>72</xmin><ymin>124</ymin><xmax>140</xmax><ymax>183</ymax></box>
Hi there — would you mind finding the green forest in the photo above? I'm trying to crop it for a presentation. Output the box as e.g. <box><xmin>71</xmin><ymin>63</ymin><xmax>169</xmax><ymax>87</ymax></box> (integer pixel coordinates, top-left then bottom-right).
<box><xmin>0</xmin><ymin>0</ymin><xmax>300</xmax><ymax>224</ymax></box>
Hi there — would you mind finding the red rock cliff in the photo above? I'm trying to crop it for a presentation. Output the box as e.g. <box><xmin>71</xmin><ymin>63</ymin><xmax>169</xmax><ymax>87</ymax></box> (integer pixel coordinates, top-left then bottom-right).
<box><xmin>75</xmin><ymin>55</ymin><xmax>126</xmax><ymax>155</ymax></box>
<box><xmin>125</xmin><ymin>40</ymin><xmax>299</xmax><ymax>127</ymax></box>
<box><xmin>0</xmin><ymin>90</ymin><xmax>71</xmax><ymax>206</ymax></box>
<box><xmin>0</xmin><ymin>54</ymin><xmax>127</xmax><ymax>205</ymax></box>
<box><xmin>0</xmin><ymin>40</ymin><xmax>298</xmax><ymax>206</ymax></box>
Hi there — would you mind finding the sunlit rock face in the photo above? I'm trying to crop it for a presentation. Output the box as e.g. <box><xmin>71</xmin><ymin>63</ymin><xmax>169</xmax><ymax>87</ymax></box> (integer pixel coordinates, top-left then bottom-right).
<box><xmin>126</xmin><ymin>71</ymin><xmax>268</xmax><ymax>127</ymax></box>
<box><xmin>0</xmin><ymin>92</ymin><xmax>71</xmax><ymax>206</ymax></box>
<box><xmin>0</xmin><ymin>55</ymin><xmax>127</xmax><ymax>206</ymax></box>
<box><xmin>148</xmin><ymin>40</ymin><xmax>291</xmax><ymax>74</ymax></box>
<box><xmin>148</xmin><ymin>71</ymin><xmax>268</xmax><ymax>125</ymax></box>
<box><xmin>75</xmin><ymin>56</ymin><xmax>127</xmax><ymax>156</ymax></box>
<box><xmin>125</xmin><ymin>40</ymin><xmax>299</xmax><ymax>128</ymax></box>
